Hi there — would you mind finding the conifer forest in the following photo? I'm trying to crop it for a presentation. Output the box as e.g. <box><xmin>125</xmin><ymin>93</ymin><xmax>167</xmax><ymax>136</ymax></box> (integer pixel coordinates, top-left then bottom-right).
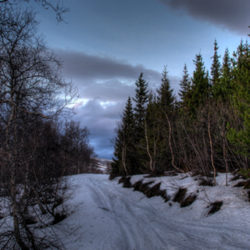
<box><xmin>111</xmin><ymin>40</ymin><xmax>249</xmax><ymax>183</ymax></box>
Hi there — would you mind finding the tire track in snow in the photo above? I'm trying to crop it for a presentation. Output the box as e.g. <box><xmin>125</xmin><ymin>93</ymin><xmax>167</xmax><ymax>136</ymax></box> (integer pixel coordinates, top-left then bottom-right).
<box><xmin>85</xmin><ymin>176</ymin><xmax>196</xmax><ymax>249</ymax></box>
<box><xmin>86</xmin><ymin>176</ymin><xmax>168</xmax><ymax>249</ymax></box>
<box><xmin>58</xmin><ymin>175</ymin><xmax>250</xmax><ymax>250</ymax></box>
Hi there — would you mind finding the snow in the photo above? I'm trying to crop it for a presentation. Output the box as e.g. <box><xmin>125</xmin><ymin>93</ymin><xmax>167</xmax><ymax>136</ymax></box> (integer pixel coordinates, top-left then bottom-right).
<box><xmin>52</xmin><ymin>173</ymin><xmax>250</xmax><ymax>250</ymax></box>
<box><xmin>95</xmin><ymin>158</ymin><xmax>112</xmax><ymax>173</ymax></box>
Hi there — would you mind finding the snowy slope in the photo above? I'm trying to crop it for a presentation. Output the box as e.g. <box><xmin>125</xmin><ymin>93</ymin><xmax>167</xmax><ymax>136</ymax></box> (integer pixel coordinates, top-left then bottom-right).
<box><xmin>54</xmin><ymin>174</ymin><xmax>250</xmax><ymax>250</ymax></box>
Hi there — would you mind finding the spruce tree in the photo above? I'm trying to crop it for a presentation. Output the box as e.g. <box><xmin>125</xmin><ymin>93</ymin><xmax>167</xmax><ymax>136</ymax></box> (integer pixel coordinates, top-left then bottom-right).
<box><xmin>235</xmin><ymin>40</ymin><xmax>245</xmax><ymax>67</ymax></box>
<box><xmin>133</xmin><ymin>73</ymin><xmax>149</xmax><ymax>172</ymax></box>
<box><xmin>211</xmin><ymin>40</ymin><xmax>221</xmax><ymax>87</ymax></box>
<box><xmin>111</xmin><ymin>97</ymin><xmax>136</xmax><ymax>176</ymax></box>
<box><xmin>179</xmin><ymin>64</ymin><xmax>191</xmax><ymax>107</ymax></box>
<box><xmin>214</xmin><ymin>48</ymin><xmax>232</xmax><ymax>100</ymax></box>
<box><xmin>189</xmin><ymin>54</ymin><xmax>210</xmax><ymax>114</ymax></box>
<box><xmin>144</xmin><ymin>93</ymin><xmax>161</xmax><ymax>173</ymax></box>
<box><xmin>227</xmin><ymin>41</ymin><xmax>250</xmax><ymax>158</ymax></box>
<box><xmin>111</xmin><ymin>127</ymin><xmax>124</xmax><ymax>177</ymax></box>
<box><xmin>221</xmin><ymin>49</ymin><xmax>231</xmax><ymax>81</ymax></box>
<box><xmin>157</xmin><ymin>68</ymin><xmax>176</xmax><ymax>171</ymax></box>
<box><xmin>133</xmin><ymin>73</ymin><xmax>149</xmax><ymax>133</ymax></box>
<box><xmin>157</xmin><ymin>67</ymin><xmax>175</xmax><ymax>111</ymax></box>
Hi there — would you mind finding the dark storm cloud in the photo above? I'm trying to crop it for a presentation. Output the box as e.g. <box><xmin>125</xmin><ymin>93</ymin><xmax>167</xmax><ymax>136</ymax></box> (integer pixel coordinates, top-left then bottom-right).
<box><xmin>160</xmin><ymin>0</ymin><xmax>250</xmax><ymax>34</ymax></box>
<box><xmin>55</xmin><ymin>49</ymin><xmax>161</xmax><ymax>83</ymax></box>
<box><xmin>56</xmin><ymin>49</ymin><xmax>182</xmax><ymax>100</ymax></box>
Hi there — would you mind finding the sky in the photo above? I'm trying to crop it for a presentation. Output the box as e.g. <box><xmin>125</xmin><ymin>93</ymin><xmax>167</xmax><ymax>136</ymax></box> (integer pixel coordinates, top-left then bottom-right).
<box><xmin>23</xmin><ymin>0</ymin><xmax>249</xmax><ymax>159</ymax></box>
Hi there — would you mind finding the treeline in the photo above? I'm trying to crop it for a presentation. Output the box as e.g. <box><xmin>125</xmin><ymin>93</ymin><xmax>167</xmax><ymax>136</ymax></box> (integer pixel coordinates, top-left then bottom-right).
<box><xmin>111</xmin><ymin>40</ymin><xmax>249</xmax><ymax>183</ymax></box>
<box><xmin>0</xmin><ymin>6</ymin><xmax>95</xmax><ymax>249</ymax></box>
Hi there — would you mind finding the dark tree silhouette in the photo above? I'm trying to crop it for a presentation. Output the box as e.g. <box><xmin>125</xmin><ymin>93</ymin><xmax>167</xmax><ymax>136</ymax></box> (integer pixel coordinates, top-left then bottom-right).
<box><xmin>0</xmin><ymin>0</ymin><xmax>67</xmax><ymax>21</ymax></box>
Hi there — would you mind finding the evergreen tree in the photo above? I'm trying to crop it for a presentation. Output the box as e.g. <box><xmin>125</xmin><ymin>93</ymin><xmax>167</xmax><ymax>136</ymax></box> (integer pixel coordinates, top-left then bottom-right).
<box><xmin>211</xmin><ymin>40</ymin><xmax>221</xmax><ymax>87</ymax></box>
<box><xmin>157</xmin><ymin>67</ymin><xmax>175</xmax><ymax>111</ymax></box>
<box><xmin>111</xmin><ymin>97</ymin><xmax>136</xmax><ymax>176</ymax></box>
<box><xmin>235</xmin><ymin>40</ymin><xmax>245</xmax><ymax>67</ymax></box>
<box><xmin>221</xmin><ymin>49</ymin><xmax>231</xmax><ymax>81</ymax></box>
<box><xmin>227</xmin><ymin>41</ymin><xmax>250</xmax><ymax>158</ymax></box>
<box><xmin>214</xmin><ymin>48</ymin><xmax>232</xmax><ymax>100</ymax></box>
<box><xmin>189</xmin><ymin>54</ymin><xmax>210</xmax><ymax>114</ymax></box>
<box><xmin>157</xmin><ymin>68</ymin><xmax>177</xmax><ymax>171</ymax></box>
<box><xmin>179</xmin><ymin>64</ymin><xmax>191</xmax><ymax>107</ymax></box>
<box><xmin>133</xmin><ymin>73</ymin><xmax>149</xmax><ymax>133</ymax></box>
<box><xmin>133</xmin><ymin>73</ymin><xmax>149</xmax><ymax>172</ymax></box>
<box><xmin>144</xmin><ymin>93</ymin><xmax>161</xmax><ymax>173</ymax></box>
<box><xmin>111</xmin><ymin>127</ymin><xmax>123</xmax><ymax>177</ymax></box>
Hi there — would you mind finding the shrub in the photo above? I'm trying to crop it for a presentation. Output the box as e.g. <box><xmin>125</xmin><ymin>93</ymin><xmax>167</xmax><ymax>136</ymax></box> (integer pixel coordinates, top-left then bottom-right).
<box><xmin>180</xmin><ymin>194</ymin><xmax>197</xmax><ymax>207</ymax></box>
<box><xmin>208</xmin><ymin>201</ymin><xmax>223</xmax><ymax>215</ymax></box>
<box><xmin>239</xmin><ymin>168</ymin><xmax>250</xmax><ymax>179</ymax></box>
<box><xmin>199</xmin><ymin>178</ymin><xmax>214</xmax><ymax>186</ymax></box>
<box><xmin>173</xmin><ymin>188</ymin><xmax>187</xmax><ymax>203</ymax></box>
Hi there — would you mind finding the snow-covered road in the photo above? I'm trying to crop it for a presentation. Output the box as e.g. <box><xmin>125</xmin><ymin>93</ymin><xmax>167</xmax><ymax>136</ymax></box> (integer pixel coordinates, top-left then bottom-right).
<box><xmin>56</xmin><ymin>174</ymin><xmax>250</xmax><ymax>250</ymax></box>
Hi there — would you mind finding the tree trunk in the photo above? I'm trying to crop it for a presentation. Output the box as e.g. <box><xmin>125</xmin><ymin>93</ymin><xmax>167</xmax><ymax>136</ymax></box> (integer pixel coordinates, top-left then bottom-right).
<box><xmin>145</xmin><ymin>121</ymin><xmax>153</xmax><ymax>172</ymax></box>
<box><xmin>10</xmin><ymin>163</ymin><xmax>29</xmax><ymax>250</ymax></box>
<box><xmin>121</xmin><ymin>143</ymin><xmax>128</xmax><ymax>175</ymax></box>
<box><xmin>208</xmin><ymin>110</ymin><xmax>216</xmax><ymax>185</ymax></box>
<box><xmin>165</xmin><ymin>112</ymin><xmax>183</xmax><ymax>173</ymax></box>
<box><xmin>221</xmin><ymin>122</ymin><xmax>229</xmax><ymax>186</ymax></box>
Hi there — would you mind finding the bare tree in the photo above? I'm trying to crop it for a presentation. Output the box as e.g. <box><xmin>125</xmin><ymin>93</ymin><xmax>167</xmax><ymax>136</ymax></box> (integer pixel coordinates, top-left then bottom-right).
<box><xmin>0</xmin><ymin>6</ymin><xmax>73</xmax><ymax>249</ymax></box>
<box><xmin>61</xmin><ymin>121</ymin><xmax>95</xmax><ymax>175</ymax></box>
<box><xmin>0</xmin><ymin>0</ymin><xmax>67</xmax><ymax>21</ymax></box>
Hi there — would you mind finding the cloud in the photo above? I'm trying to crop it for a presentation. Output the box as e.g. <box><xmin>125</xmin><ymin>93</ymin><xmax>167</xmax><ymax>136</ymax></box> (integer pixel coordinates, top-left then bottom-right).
<box><xmin>55</xmin><ymin>49</ymin><xmax>161</xmax><ymax>82</ymax></box>
<box><xmin>160</xmin><ymin>0</ymin><xmax>250</xmax><ymax>34</ymax></box>
<box><xmin>73</xmin><ymin>79</ymin><xmax>136</xmax><ymax>102</ymax></box>
<box><xmin>55</xmin><ymin>49</ymin><xmax>179</xmax><ymax>159</ymax></box>
<box><xmin>55</xmin><ymin>49</ymin><xmax>166</xmax><ymax>100</ymax></box>
<box><xmin>73</xmin><ymin>99</ymin><xmax>124</xmax><ymax>159</ymax></box>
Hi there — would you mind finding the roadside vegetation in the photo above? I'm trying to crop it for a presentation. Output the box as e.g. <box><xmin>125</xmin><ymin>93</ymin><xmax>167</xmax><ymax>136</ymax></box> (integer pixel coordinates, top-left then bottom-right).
<box><xmin>0</xmin><ymin>5</ymin><xmax>95</xmax><ymax>249</ymax></box>
<box><xmin>111</xmin><ymin>39</ymin><xmax>249</xmax><ymax>184</ymax></box>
